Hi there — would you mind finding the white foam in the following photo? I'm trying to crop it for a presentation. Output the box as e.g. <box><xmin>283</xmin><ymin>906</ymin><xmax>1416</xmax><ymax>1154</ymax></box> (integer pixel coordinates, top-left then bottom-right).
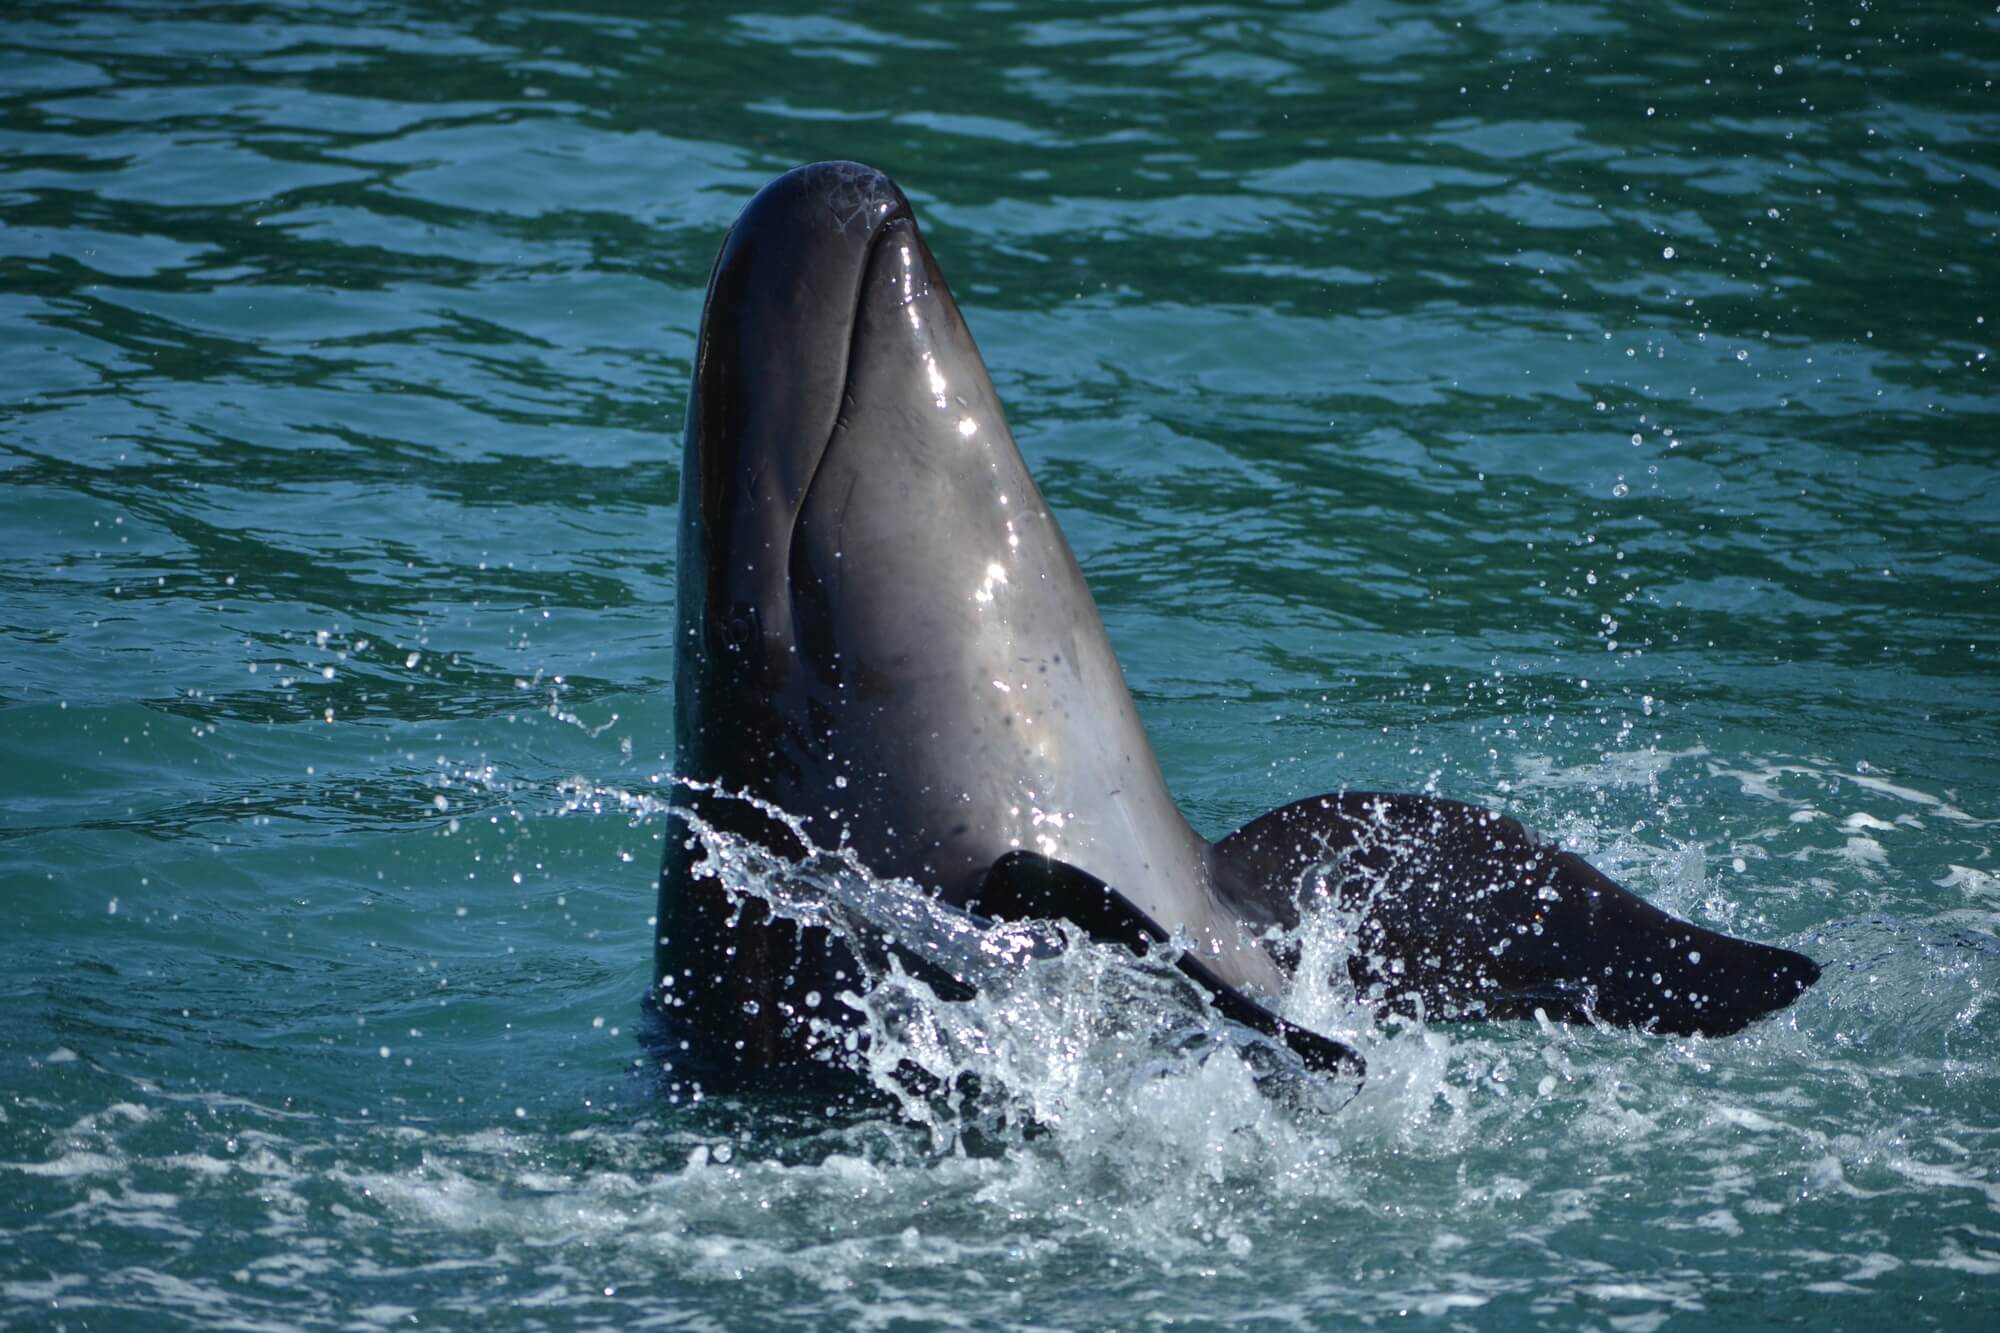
<box><xmin>1836</xmin><ymin>835</ymin><xmax>1889</xmax><ymax>870</ymax></box>
<box><xmin>1918</xmin><ymin>1241</ymin><xmax>2000</xmax><ymax>1276</ymax></box>
<box><xmin>1939</xmin><ymin>865</ymin><xmax>2000</xmax><ymax>899</ymax></box>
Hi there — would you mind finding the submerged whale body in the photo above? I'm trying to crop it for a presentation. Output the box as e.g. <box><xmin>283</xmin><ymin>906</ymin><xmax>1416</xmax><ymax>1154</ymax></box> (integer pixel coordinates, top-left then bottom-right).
<box><xmin>652</xmin><ymin>160</ymin><xmax>1818</xmax><ymax>1091</ymax></box>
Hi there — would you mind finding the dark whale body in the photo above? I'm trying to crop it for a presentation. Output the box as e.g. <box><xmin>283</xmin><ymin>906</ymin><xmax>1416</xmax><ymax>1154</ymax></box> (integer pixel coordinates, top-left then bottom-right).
<box><xmin>653</xmin><ymin>161</ymin><xmax>1818</xmax><ymax>1091</ymax></box>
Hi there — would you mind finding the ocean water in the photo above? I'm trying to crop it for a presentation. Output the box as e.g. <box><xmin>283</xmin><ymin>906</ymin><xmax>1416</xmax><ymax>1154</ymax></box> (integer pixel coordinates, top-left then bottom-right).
<box><xmin>3</xmin><ymin>0</ymin><xmax>1997</xmax><ymax>1327</ymax></box>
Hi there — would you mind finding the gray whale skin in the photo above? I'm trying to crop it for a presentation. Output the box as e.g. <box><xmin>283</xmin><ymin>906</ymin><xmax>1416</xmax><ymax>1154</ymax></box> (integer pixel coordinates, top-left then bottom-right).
<box><xmin>652</xmin><ymin>160</ymin><xmax>1819</xmax><ymax>1092</ymax></box>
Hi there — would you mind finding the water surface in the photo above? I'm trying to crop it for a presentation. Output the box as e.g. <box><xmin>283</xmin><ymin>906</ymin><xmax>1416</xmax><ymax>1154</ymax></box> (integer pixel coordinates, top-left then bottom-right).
<box><xmin>2</xmin><ymin>1</ymin><xmax>1997</xmax><ymax>1328</ymax></box>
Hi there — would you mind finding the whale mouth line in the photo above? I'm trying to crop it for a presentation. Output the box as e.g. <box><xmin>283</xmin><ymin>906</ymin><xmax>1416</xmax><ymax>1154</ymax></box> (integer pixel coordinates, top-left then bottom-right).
<box><xmin>692</xmin><ymin>163</ymin><xmax>916</xmax><ymax>632</ymax></box>
<box><xmin>791</xmin><ymin>212</ymin><xmax>927</xmax><ymax>561</ymax></box>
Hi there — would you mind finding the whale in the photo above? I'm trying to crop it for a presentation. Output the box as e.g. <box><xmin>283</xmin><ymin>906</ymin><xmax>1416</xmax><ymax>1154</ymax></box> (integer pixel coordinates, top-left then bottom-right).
<box><xmin>652</xmin><ymin>160</ymin><xmax>1819</xmax><ymax>1091</ymax></box>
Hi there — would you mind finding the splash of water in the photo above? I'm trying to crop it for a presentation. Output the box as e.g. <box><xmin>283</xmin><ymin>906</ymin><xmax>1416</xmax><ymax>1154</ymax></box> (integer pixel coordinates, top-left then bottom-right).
<box><xmin>567</xmin><ymin>777</ymin><xmax>1385</xmax><ymax>1143</ymax></box>
<box><xmin>529</xmin><ymin>767</ymin><xmax>1885</xmax><ymax>1247</ymax></box>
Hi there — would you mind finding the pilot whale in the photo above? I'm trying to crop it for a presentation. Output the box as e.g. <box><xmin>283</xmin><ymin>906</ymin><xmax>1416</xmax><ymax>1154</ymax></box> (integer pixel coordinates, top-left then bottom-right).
<box><xmin>653</xmin><ymin>160</ymin><xmax>1818</xmax><ymax>1090</ymax></box>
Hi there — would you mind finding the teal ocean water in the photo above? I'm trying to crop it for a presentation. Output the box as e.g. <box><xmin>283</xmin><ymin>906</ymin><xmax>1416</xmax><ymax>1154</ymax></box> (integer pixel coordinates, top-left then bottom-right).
<box><xmin>3</xmin><ymin>1</ymin><xmax>1997</xmax><ymax>1327</ymax></box>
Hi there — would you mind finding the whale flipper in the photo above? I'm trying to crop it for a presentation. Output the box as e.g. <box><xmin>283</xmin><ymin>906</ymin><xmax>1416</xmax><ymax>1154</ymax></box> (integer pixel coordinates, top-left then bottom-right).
<box><xmin>1211</xmin><ymin>792</ymin><xmax>1819</xmax><ymax>1037</ymax></box>
<box><xmin>974</xmin><ymin>851</ymin><xmax>1367</xmax><ymax>1079</ymax></box>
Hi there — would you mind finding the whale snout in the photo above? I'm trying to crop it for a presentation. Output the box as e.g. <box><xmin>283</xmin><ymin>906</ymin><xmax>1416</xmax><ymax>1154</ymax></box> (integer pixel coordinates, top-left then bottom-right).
<box><xmin>723</xmin><ymin>160</ymin><xmax>913</xmax><ymax>271</ymax></box>
<box><xmin>684</xmin><ymin>164</ymin><xmax>920</xmax><ymax>647</ymax></box>
<box><xmin>784</xmin><ymin>160</ymin><xmax>910</xmax><ymax>238</ymax></box>
<box><xmin>690</xmin><ymin>161</ymin><xmax>916</xmax><ymax>484</ymax></box>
